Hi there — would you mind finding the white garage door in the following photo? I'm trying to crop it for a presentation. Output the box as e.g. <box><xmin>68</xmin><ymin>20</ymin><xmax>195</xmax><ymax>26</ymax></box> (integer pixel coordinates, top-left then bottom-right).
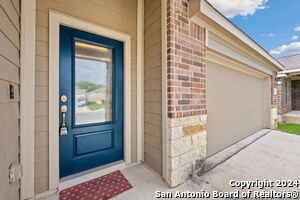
<box><xmin>207</xmin><ymin>61</ymin><xmax>266</xmax><ymax>157</ymax></box>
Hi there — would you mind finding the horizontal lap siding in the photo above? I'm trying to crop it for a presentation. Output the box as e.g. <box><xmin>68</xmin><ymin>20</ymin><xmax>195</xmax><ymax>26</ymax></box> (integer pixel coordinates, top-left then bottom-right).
<box><xmin>144</xmin><ymin>0</ymin><xmax>162</xmax><ymax>174</ymax></box>
<box><xmin>35</xmin><ymin>0</ymin><xmax>137</xmax><ymax>194</ymax></box>
<box><xmin>0</xmin><ymin>0</ymin><xmax>20</xmax><ymax>200</ymax></box>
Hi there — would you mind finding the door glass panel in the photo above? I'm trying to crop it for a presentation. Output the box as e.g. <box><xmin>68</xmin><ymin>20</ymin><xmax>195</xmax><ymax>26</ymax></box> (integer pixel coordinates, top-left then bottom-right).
<box><xmin>74</xmin><ymin>41</ymin><xmax>113</xmax><ymax>125</ymax></box>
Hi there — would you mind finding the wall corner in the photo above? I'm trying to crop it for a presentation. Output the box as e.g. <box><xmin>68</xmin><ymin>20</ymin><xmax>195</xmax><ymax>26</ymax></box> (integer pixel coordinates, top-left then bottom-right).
<box><xmin>164</xmin><ymin>0</ymin><xmax>207</xmax><ymax>187</ymax></box>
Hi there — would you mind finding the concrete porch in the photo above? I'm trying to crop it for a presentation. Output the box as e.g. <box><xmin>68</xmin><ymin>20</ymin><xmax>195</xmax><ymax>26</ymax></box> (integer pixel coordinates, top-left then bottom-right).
<box><xmin>282</xmin><ymin>111</ymin><xmax>300</xmax><ymax>124</ymax></box>
<box><xmin>118</xmin><ymin>130</ymin><xmax>300</xmax><ymax>199</ymax></box>
<box><xmin>44</xmin><ymin>129</ymin><xmax>300</xmax><ymax>199</ymax></box>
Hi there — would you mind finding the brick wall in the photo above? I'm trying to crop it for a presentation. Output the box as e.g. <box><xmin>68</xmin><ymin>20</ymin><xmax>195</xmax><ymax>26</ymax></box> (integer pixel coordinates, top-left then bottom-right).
<box><xmin>167</xmin><ymin>0</ymin><xmax>206</xmax><ymax>118</ymax></box>
<box><xmin>276</xmin><ymin>78</ymin><xmax>282</xmax><ymax>115</ymax></box>
<box><xmin>277</xmin><ymin>77</ymin><xmax>292</xmax><ymax>115</ymax></box>
<box><xmin>271</xmin><ymin>71</ymin><xmax>278</xmax><ymax>127</ymax></box>
<box><xmin>165</xmin><ymin>0</ymin><xmax>207</xmax><ymax>187</ymax></box>
<box><xmin>291</xmin><ymin>80</ymin><xmax>300</xmax><ymax>110</ymax></box>
<box><xmin>271</xmin><ymin>71</ymin><xmax>278</xmax><ymax>106</ymax></box>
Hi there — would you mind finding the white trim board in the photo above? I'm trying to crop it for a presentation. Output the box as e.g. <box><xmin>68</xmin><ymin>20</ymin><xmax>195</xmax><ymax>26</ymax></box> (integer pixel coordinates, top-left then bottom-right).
<box><xmin>191</xmin><ymin>17</ymin><xmax>273</xmax><ymax>76</ymax></box>
<box><xmin>136</xmin><ymin>0</ymin><xmax>144</xmax><ymax>162</ymax></box>
<box><xmin>49</xmin><ymin>11</ymin><xmax>132</xmax><ymax>190</ymax></box>
<box><xmin>279</xmin><ymin>69</ymin><xmax>300</xmax><ymax>74</ymax></box>
<box><xmin>20</xmin><ymin>0</ymin><xmax>36</xmax><ymax>199</ymax></box>
<box><xmin>161</xmin><ymin>0</ymin><xmax>169</xmax><ymax>181</ymax></box>
<box><xmin>207</xmin><ymin>51</ymin><xmax>269</xmax><ymax>79</ymax></box>
<box><xmin>189</xmin><ymin>0</ymin><xmax>284</xmax><ymax>71</ymax></box>
<box><xmin>207</xmin><ymin>32</ymin><xmax>272</xmax><ymax>75</ymax></box>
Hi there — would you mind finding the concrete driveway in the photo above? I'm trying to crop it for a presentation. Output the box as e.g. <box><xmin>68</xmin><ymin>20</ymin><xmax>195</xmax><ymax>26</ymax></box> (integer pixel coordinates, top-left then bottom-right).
<box><xmin>192</xmin><ymin>130</ymin><xmax>300</xmax><ymax>197</ymax></box>
<box><xmin>115</xmin><ymin>130</ymin><xmax>300</xmax><ymax>199</ymax></box>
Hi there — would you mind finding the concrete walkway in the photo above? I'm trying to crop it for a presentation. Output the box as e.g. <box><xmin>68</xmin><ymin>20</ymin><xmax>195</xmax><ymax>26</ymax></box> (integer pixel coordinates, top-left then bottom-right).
<box><xmin>282</xmin><ymin>111</ymin><xmax>300</xmax><ymax>123</ymax></box>
<box><xmin>115</xmin><ymin>130</ymin><xmax>300</xmax><ymax>199</ymax></box>
<box><xmin>284</xmin><ymin>111</ymin><xmax>300</xmax><ymax>117</ymax></box>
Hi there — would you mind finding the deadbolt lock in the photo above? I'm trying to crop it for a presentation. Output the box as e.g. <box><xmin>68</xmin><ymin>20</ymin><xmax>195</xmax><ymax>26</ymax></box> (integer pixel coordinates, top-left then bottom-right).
<box><xmin>61</xmin><ymin>95</ymin><xmax>68</xmax><ymax>103</ymax></box>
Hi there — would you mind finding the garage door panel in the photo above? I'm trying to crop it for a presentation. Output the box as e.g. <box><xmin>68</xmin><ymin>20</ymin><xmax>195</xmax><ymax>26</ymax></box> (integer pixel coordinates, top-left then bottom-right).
<box><xmin>209</xmin><ymin>85</ymin><xmax>244</xmax><ymax>106</ymax></box>
<box><xmin>208</xmin><ymin>106</ymin><xmax>238</xmax><ymax>129</ymax></box>
<box><xmin>208</xmin><ymin>105</ymin><xmax>243</xmax><ymax>153</ymax></box>
<box><xmin>207</xmin><ymin>61</ymin><xmax>266</xmax><ymax>157</ymax></box>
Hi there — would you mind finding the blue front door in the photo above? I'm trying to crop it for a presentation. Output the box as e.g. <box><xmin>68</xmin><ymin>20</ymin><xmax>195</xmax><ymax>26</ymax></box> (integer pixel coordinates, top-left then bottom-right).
<box><xmin>59</xmin><ymin>26</ymin><xmax>124</xmax><ymax>178</ymax></box>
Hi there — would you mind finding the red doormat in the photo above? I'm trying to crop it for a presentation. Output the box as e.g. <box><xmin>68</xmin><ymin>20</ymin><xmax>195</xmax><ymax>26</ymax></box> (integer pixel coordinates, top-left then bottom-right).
<box><xmin>60</xmin><ymin>170</ymin><xmax>133</xmax><ymax>200</ymax></box>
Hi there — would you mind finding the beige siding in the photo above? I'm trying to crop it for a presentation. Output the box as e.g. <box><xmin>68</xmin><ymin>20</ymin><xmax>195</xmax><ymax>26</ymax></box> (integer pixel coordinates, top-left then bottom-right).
<box><xmin>0</xmin><ymin>0</ymin><xmax>20</xmax><ymax>200</ymax></box>
<box><xmin>207</xmin><ymin>61</ymin><xmax>266</xmax><ymax>156</ymax></box>
<box><xmin>144</xmin><ymin>0</ymin><xmax>162</xmax><ymax>174</ymax></box>
<box><xmin>34</xmin><ymin>0</ymin><xmax>138</xmax><ymax>194</ymax></box>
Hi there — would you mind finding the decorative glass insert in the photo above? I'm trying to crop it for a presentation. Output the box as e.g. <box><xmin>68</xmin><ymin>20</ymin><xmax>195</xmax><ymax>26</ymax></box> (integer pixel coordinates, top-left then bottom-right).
<box><xmin>74</xmin><ymin>41</ymin><xmax>113</xmax><ymax>125</ymax></box>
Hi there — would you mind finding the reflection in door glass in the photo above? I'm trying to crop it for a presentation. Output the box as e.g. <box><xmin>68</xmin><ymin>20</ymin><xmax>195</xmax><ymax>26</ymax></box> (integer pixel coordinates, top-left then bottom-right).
<box><xmin>75</xmin><ymin>41</ymin><xmax>113</xmax><ymax>125</ymax></box>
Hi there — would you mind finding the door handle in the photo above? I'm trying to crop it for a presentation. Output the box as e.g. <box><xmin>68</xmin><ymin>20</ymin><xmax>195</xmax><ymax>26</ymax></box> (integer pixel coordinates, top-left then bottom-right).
<box><xmin>62</xmin><ymin>112</ymin><xmax>66</xmax><ymax>127</ymax></box>
<box><xmin>60</xmin><ymin>105</ymin><xmax>68</xmax><ymax>136</ymax></box>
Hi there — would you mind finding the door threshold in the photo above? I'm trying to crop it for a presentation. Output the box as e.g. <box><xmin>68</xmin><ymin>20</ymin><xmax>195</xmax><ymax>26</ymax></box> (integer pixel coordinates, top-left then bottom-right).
<box><xmin>59</xmin><ymin>160</ymin><xmax>134</xmax><ymax>191</ymax></box>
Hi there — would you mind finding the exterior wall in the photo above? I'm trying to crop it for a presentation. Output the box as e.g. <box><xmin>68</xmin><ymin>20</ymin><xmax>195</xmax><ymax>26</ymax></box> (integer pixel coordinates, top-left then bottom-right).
<box><xmin>264</xmin><ymin>76</ymin><xmax>272</xmax><ymax>128</ymax></box>
<box><xmin>166</xmin><ymin>0</ymin><xmax>207</xmax><ymax>187</ymax></box>
<box><xmin>167</xmin><ymin>116</ymin><xmax>207</xmax><ymax>187</ymax></box>
<box><xmin>291</xmin><ymin>80</ymin><xmax>300</xmax><ymax>110</ymax></box>
<box><xmin>35</xmin><ymin>0</ymin><xmax>137</xmax><ymax>194</ymax></box>
<box><xmin>0</xmin><ymin>0</ymin><xmax>20</xmax><ymax>199</ymax></box>
<box><xmin>144</xmin><ymin>0</ymin><xmax>162</xmax><ymax>174</ymax></box>
<box><xmin>271</xmin><ymin>71</ymin><xmax>278</xmax><ymax>106</ymax></box>
<box><xmin>270</xmin><ymin>70</ymin><xmax>278</xmax><ymax>127</ymax></box>
<box><xmin>277</xmin><ymin>77</ymin><xmax>292</xmax><ymax>115</ymax></box>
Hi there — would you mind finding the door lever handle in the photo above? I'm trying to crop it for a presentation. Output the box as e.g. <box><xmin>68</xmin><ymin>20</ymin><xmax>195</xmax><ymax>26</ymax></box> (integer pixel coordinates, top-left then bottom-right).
<box><xmin>60</xmin><ymin>105</ymin><xmax>68</xmax><ymax>136</ymax></box>
<box><xmin>62</xmin><ymin>112</ymin><xmax>66</xmax><ymax>127</ymax></box>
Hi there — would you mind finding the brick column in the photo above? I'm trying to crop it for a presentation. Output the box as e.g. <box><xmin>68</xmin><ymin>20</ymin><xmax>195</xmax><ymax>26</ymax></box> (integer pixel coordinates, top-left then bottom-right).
<box><xmin>271</xmin><ymin>71</ymin><xmax>278</xmax><ymax>106</ymax></box>
<box><xmin>277</xmin><ymin>78</ymin><xmax>292</xmax><ymax>116</ymax></box>
<box><xmin>166</xmin><ymin>0</ymin><xmax>207</xmax><ymax>187</ymax></box>
<box><xmin>271</xmin><ymin>70</ymin><xmax>278</xmax><ymax>127</ymax></box>
<box><xmin>277</xmin><ymin>77</ymin><xmax>283</xmax><ymax>116</ymax></box>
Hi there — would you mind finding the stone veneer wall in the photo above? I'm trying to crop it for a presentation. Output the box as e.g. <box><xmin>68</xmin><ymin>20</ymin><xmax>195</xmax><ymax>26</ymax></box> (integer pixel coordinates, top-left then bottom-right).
<box><xmin>166</xmin><ymin>0</ymin><xmax>207</xmax><ymax>187</ymax></box>
<box><xmin>167</xmin><ymin>116</ymin><xmax>207</xmax><ymax>187</ymax></box>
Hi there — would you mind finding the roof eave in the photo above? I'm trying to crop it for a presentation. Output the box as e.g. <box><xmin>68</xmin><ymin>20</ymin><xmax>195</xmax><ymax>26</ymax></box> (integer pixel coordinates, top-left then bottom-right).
<box><xmin>189</xmin><ymin>0</ymin><xmax>284</xmax><ymax>71</ymax></box>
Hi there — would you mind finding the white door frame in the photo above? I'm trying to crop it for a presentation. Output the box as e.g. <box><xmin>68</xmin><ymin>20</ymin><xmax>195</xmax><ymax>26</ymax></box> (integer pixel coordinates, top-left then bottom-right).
<box><xmin>20</xmin><ymin>0</ymin><xmax>36</xmax><ymax>199</ymax></box>
<box><xmin>48</xmin><ymin>11</ymin><xmax>132</xmax><ymax>190</ymax></box>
